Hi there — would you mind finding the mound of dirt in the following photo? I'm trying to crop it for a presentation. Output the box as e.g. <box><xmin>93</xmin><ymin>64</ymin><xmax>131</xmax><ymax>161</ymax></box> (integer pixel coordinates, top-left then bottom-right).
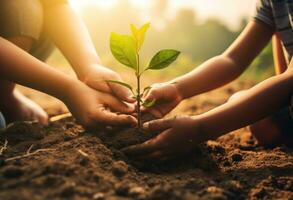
<box><xmin>0</xmin><ymin>113</ymin><xmax>292</xmax><ymax>200</ymax></box>
<box><xmin>93</xmin><ymin>114</ymin><xmax>158</xmax><ymax>150</ymax></box>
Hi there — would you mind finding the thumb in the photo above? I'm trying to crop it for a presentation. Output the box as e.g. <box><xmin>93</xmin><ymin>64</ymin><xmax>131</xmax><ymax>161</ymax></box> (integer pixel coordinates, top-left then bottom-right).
<box><xmin>86</xmin><ymin>79</ymin><xmax>111</xmax><ymax>93</ymax></box>
<box><xmin>143</xmin><ymin>118</ymin><xmax>173</xmax><ymax>132</ymax></box>
<box><xmin>92</xmin><ymin>109</ymin><xmax>137</xmax><ymax>126</ymax></box>
<box><xmin>104</xmin><ymin>94</ymin><xmax>135</xmax><ymax>114</ymax></box>
<box><xmin>141</xmin><ymin>105</ymin><xmax>163</xmax><ymax>119</ymax></box>
<box><xmin>142</xmin><ymin>89</ymin><xmax>163</xmax><ymax>118</ymax></box>
<box><xmin>109</xmin><ymin>83</ymin><xmax>136</xmax><ymax>103</ymax></box>
<box><xmin>144</xmin><ymin>89</ymin><xmax>158</xmax><ymax>103</ymax></box>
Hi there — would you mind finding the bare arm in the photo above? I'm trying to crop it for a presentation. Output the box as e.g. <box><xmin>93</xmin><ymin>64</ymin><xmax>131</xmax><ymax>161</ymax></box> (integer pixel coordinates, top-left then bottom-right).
<box><xmin>42</xmin><ymin>2</ymin><xmax>134</xmax><ymax>102</ymax></box>
<box><xmin>0</xmin><ymin>37</ymin><xmax>136</xmax><ymax>127</ymax></box>
<box><xmin>124</xmin><ymin>66</ymin><xmax>293</xmax><ymax>160</ymax></box>
<box><xmin>0</xmin><ymin>37</ymin><xmax>74</xmax><ymax>100</ymax></box>
<box><xmin>198</xmin><ymin>67</ymin><xmax>293</xmax><ymax>140</ymax></box>
<box><xmin>42</xmin><ymin>2</ymin><xmax>99</xmax><ymax>79</ymax></box>
<box><xmin>174</xmin><ymin>21</ymin><xmax>274</xmax><ymax>99</ymax></box>
<box><xmin>123</xmin><ymin>22</ymin><xmax>293</xmax><ymax>159</ymax></box>
<box><xmin>143</xmin><ymin>21</ymin><xmax>275</xmax><ymax>118</ymax></box>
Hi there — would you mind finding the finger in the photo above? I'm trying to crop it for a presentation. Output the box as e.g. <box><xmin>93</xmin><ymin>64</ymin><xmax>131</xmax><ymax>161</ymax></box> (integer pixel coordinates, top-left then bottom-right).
<box><xmin>143</xmin><ymin>118</ymin><xmax>173</xmax><ymax>132</ymax></box>
<box><xmin>142</xmin><ymin>87</ymin><xmax>151</xmax><ymax>99</ymax></box>
<box><xmin>155</xmin><ymin>104</ymin><xmax>174</xmax><ymax>118</ymax></box>
<box><xmin>143</xmin><ymin>150</ymin><xmax>166</xmax><ymax>160</ymax></box>
<box><xmin>129</xmin><ymin>148</ymin><xmax>174</xmax><ymax>162</ymax></box>
<box><xmin>93</xmin><ymin>109</ymin><xmax>137</xmax><ymax>126</ymax></box>
<box><xmin>127</xmin><ymin>150</ymin><xmax>165</xmax><ymax>161</ymax></box>
<box><xmin>141</xmin><ymin>105</ymin><xmax>163</xmax><ymax>118</ymax></box>
<box><xmin>142</xmin><ymin>145</ymin><xmax>189</xmax><ymax>162</ymax></box>
<box><xmin>122</xmin><ymin>139</ymin><xmax>160</xmax><ymax>155</ymax></box>
<box><xmin>104</xmin><ymin>95</ymin><xmax>135</xmax><ymax>114</ymax></box>
<box><xmin>142</xmin><ymin>91</ymin><xmax>172</xmax><ymax>118</ymax></box>
<box><xmin>38</xmin><ymin>113</ymin><xmax>49</xmax><ymax>126</ymax></box>
<box><xmin>142</xmin><ymin>103</ymin><xmax>171</xmax><ymax>118</ymax></box>
<box><xmin>143</xmin><ymin>90</ymin><xmax>158</xmax><ymax>103</ymax></box>
<box><xmin>88</xmin><ymin>79</ymin><xmax>112</xmax><ymax>93</ymax></box>
<box><xmin>145</xmin><ymin>152</ymin><xmax>174</xmax><ymax>162</ymax></box>
<box><xmin>147</xmin><ymin>109</ymin><xmax>163</xmax><ymax>118</ymax></box>
<box><xmin>33</xmin><ymin>110</ymin><xmax>49</xmax><ymax>126</ymax></box>
<box><xmin>109</xmin><ymin>82</ymin><xmax>136</xmax><ymax>103</ymax></box>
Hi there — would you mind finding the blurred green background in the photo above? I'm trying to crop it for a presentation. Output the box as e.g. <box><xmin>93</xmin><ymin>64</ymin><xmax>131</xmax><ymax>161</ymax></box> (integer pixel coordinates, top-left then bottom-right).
<box><xmin>48</xmin><ymin>0</ymin><xmax>274</xmax><ymax>84</ymax></box>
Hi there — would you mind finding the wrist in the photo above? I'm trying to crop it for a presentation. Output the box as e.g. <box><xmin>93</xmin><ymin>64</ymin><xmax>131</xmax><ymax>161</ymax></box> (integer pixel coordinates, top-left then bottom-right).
<box><xmin>0</xmin><ymin>90</ymin><xmax>16</xmax><ymax>109</ymax></box>
<box><xmin>191</xmin><ymin>115</ymin><xmax>221</xmax><ymax>142</ymax></box>
<box><xmin>75</xmin><ymin>63</ymin><xmax>103</xmax><ymax>82</ymax></box>
<box><xmin>170</xmin><ymin>79</ymin><xmax>186</xmax><ymax>100</ymax></box>
<box><xmin>55</xmin><ymin>76</ymin><xmax>81</xmax><ymax>102</ymax></box>
<box><xmin>76</xmin><ymin>66</ymin><xmax>94</xmax><ymax>82</ymax></box>
<box><xmin>190</xmin><ymin>116</ymin><xmax>212</xmax><ymax>142</ymax></box>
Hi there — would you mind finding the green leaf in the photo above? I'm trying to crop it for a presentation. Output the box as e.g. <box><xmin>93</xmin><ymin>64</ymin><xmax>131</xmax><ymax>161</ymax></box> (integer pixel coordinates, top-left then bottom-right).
<box><xmin>147</xmin><ymin>49</ymin><xmax>180</xmax><ymax>70</ymax></box>
<box><xmin>142</xmin><ymin>99</ymin><xmax>156</xmax><ymax>108</ymax></box>
<box><xmin>142</xmin><ymin>86</ymin><xmax>152</xmax><ymax>95</ymax></box>
<box><xmin>131</xmin><ymin>22</ymin><xmax>150</xmax><ymax>52</ymax></box>
<box><xmin>132</xmin><ymin>94</ymin><xmax>143</xmax><ymax>101</ymax></box>
<box><xmin>105</xmin><ymin>80</ymin><xmax>134</xmax><ymax>95</ymax></box>
<box><xmin>110</xmin><ymin>32</ymin><xmax>137</xmax><ymax>70</ymax></box>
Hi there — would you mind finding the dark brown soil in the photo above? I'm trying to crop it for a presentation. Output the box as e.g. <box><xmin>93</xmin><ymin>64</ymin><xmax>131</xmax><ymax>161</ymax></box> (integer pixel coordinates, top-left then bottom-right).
<box><xmin>0</xmin><ymin>115</ymin><xmax>292</xmax><ymax>200</ymax></box>
<box><xmin>0</xmin><ymin>84</ymin><xmax>293</xmax><ymax>200</ymax></box>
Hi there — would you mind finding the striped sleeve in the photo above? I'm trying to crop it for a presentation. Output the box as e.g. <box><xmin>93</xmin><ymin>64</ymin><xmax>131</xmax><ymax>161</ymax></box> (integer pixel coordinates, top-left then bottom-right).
<box><xmin>253</xmin><ymin>0</ymin><xmax>276</xmax><ymax>30</ymax></box>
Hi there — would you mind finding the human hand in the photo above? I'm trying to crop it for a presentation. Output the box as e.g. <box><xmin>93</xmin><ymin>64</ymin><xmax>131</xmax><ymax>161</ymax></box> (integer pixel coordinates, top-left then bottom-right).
<box><xmin>64</xmin><ymin>80</ymin><xmax>137</xmax><ymax>128</ymax></box>
<box><xmin>0</xmin><ymin>90</ymin><xmax>48</xmax><ymax>125</ymax></box>
<box><xmin>142</xmin><ymin>82</ymin><xmax>183</xmax><ymax>118</ymax></box>
<box><xmin>82</xmin><ymin>65</ymin><xmax>135</xmax><ymax>103</ymax></box>
<box><xmin>123</xmin><ymin>116</ymin><xmax>203</xmax><ymax>161</ymax></box>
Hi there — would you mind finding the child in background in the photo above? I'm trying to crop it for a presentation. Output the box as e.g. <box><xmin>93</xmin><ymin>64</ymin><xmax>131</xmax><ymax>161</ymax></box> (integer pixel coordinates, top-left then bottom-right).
<box><xmin>0</xmin><ymin>0</ymin><xmax>136</xmax><ymax>129</ymax></box>
<box><xmin>124</xmin><ymin>0</ymin><xmax>293</xmax><ymax>160</ymax></box>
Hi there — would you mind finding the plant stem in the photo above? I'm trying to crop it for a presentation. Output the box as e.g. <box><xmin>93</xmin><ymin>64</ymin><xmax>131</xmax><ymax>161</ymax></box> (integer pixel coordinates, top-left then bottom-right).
<box><xmin>137</xmin><ymin>74</ymin><xmax>141</xmax><ymax>130</ymax></box>
<box><xmin>136</xmin><ymin>53</ymin><xmax>142</xmax><ymax>131</ymax></box>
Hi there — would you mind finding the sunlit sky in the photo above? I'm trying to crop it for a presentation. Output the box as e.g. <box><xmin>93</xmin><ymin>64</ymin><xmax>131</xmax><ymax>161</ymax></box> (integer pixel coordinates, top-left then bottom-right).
<box><xmin>70</xmin><ymin>0</ymin><xmax>256</xmax><ymax>29</ymax></box>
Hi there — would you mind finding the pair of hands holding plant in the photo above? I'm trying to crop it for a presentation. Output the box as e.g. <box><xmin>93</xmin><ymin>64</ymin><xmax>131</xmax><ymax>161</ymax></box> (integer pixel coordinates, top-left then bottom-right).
<box><xmin>80</xmin><ymin>66</ymin><xmax>198</xmax><ymax>161</ymax></box>
<box><xmin>70</xmin><ymin>64</ymin><xmax>138</xmax><ymax>129</ymax></box>
<box><xmin>71</xmin><ymin>22</ymin><xmax>200</xmax><ymax>161</ymax></box>
<box><xmin>123</xmin><ymin>82</ymin><xmax>202</xmax><ymax>161</ymax></box>
<box><xmin>83</xmin><ymin>67</ymin><xmax>199</xmax><ymax>160</ymax></box>
<box><xmin>101</xmin><ymin>23</ymin><xmax>200</xmax><ymax>161</ymax></box>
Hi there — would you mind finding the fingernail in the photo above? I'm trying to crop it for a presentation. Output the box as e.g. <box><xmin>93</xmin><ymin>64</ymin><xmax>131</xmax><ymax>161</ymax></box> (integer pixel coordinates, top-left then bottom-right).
<box><xmin>128</xmin><ymin>96</ymin><xmax>136</xmax><ymax>102</ymax></box>
<box><xmin>126</xmin><ymin>106</ymin><xmax>134</xmax><ymax>113</ymax></box>
<box><xmin>121</xmin><ymin>147</ymin><xmax>129</xmax><ymax>153</ymax></box>
<box><xmin>143</xmin><ymin>123</ymin><xmax>149</xmax><ymax>130</ymax></box>
<box><xmin>131</xmin><ymin>121</ymin><xmax>137</xmax><ymax>127</ymax></box>
<box><xmin>129</xmin><ymin>117</ymin><xmax>137</xmax><ymax>127</ymax></box>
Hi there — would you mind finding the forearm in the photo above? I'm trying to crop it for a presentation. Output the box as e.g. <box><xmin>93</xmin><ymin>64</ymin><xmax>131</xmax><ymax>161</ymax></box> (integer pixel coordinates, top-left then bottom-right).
<box><xmin>173</xmin><ymin>55</ymin><xmax>245</xmax><ymax>99</ymax></box>
<box><xmin>196</xmin><ymin>70</ymin><xmax>293</xmax><ymax>140</ymax></box>
<box><xmin>0</xmin><ymin>37</ymin><xmax>75</xmax><ymax>101</ymax></box>
<box><xmin>43</xmin><ymin>3</ymin><xmax>100</xmax><ymax>80</ymax></box>
<box><xmin>173</xmin><ymin>22</ymin><xmax>273</xmax><ymax>99</ymax></box>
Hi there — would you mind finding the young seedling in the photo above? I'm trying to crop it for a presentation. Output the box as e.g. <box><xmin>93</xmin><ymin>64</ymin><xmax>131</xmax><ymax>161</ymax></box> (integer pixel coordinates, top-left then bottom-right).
<box><xmin>109</xmin><ymin>23</ymin><xmax>180</xmax><ymax>130</ymax></box>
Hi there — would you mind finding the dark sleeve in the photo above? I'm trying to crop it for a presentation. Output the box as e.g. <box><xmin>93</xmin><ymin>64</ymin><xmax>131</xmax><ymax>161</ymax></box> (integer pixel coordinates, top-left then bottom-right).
<box><xmin>253</xmin><ymin>0</ymin><xmax>275</xmax><ymax>30</ymax></box>
<box><xmin>40</xmin><ymin>0</ymin><xmax>68</xmax><ymax>8</ymax></box>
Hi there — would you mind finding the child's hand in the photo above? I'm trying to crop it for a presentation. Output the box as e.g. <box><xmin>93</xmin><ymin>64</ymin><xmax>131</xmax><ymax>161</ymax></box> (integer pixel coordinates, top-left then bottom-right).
<box><xmin>82</xmin><ymin>65</ymin><xmax>135</xmax><ymax>103</ymax></box>
<box><xmin>123</xmin><ymin>116</ymin><xmax>202</xmax><ymax>161</ymax></box>
<box><xmin>143</xmin><ymin>82</ymin><xmax>183</xmax><ymax>118</ymax></box>
<box><xmin>64</xmin><ymin>81</ymin><xmax>137</xmax><ymax>128</ymax></box>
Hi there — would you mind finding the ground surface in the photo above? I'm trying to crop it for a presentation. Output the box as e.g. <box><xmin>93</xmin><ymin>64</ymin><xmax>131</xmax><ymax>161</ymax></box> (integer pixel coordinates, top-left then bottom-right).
<box><xmin>0</xmin><ymin>83</ymin><xmax>292</xmax><ymax>200</ymax></box>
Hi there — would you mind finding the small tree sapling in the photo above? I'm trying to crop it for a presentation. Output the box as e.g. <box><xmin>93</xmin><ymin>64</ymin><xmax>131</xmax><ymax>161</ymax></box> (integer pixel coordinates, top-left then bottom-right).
<box><xmin>108</xmin><ymin>23</ymin><xmax>180</xmax><ymax>130</ymax></box>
